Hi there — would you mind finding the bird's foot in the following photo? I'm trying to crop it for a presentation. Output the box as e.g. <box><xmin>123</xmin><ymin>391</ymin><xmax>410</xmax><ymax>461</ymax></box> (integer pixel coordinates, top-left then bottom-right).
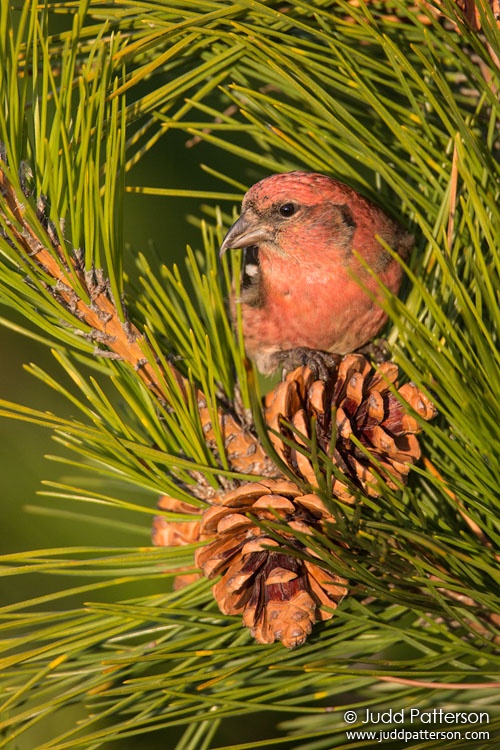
<box><xmin>356</xmin><ymin>338</ymin><xmax>390</xmax><ymax>364</ymax></box>
<box><xmin>274</xmin><ymin>347</ymin><xmax>341</xmax><ymax>381</ymax></box>
<box><xmin>232</xmin><ymin>381</ymin><xmax>254</xmax><ymax>430</ymax></box>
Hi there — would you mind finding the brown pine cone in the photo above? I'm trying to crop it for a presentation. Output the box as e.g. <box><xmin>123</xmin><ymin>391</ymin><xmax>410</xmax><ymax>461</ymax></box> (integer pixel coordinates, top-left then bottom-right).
<box><xmin>152</xmin><ymin>495</ymin><xmax>203</xmax><ymax>589</ymax></box>
<box><xmin>265</xmin><ymin>355</ymin><xmax>436</xmax><ymax>503</ymax></box>
<box><xmin>194</xmin><ymin>479</ymin><xmax>348</xmax><ymax>649</ymax></box>
<box><xmin>153</xmin><ymin>356</ymin><xmax>434</xmax><ymax>646</ymax></box>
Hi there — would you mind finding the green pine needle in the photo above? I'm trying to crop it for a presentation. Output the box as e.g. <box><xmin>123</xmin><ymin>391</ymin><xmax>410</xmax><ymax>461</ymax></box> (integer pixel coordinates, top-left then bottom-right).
<box><xmin>0</xmin><ymin>2</ymin><xmax>499</xmax><ymax>749</ymax></box>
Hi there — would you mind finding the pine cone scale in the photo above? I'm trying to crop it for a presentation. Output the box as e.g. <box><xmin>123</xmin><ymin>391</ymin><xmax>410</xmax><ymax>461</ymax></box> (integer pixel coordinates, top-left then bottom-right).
<box><xmin>265</xmin><ymin>354</ymin><xmax>435</xmax><ymax>502</ymax></box>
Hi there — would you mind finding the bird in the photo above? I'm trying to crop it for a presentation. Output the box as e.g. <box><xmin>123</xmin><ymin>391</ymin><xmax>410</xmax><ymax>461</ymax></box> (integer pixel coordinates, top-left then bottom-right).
<box><xmin>220</xmin><ymin>171</ymin><xmax>413</xmax><ymax>376</ymax></box>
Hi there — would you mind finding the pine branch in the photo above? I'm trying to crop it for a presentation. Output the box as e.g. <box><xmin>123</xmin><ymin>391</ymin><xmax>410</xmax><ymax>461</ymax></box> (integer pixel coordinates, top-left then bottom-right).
<box><xmin>0</xmin><ymin>163</ymin><xmax>274</xmax><ymax>479</ymax></box>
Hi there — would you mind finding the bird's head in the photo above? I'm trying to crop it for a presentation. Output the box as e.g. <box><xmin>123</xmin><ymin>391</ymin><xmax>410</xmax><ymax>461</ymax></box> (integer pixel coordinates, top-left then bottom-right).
<box><xmin>219</xmin><ymin>171</ymin><xmax>360</xmax><ymax>265</ymax></box>
<box><xmin>220</xmin><ymin>171</ymin><xmax>411</xmax><ymax>271</ymax></box>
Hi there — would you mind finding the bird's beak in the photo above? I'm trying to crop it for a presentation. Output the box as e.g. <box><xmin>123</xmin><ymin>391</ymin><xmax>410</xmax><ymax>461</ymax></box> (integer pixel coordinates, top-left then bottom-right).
<box><xmin>219</xmin><ymin>212</ymin><xmax>274</xmax><ymax>257</ymax></box>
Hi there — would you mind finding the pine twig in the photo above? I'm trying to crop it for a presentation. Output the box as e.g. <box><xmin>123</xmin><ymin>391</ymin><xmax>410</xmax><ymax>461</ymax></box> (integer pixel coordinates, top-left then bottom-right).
<box><xmin>377</xmin><ymin>675</ymin><xmax>500</xmax><ymax>689</ymax></box>
<box><xmin>423</xmin><ymin>457</ymin><xmax>497</xmax><ymax>552</ymax></box>
<box><xmin>422</xmin><ymin>458</ymin><xmax>500</xmax><ymax>643</ymax></box>
<box><xmin>0</xmin><ymin>164</ymin><xmax>275</xmax><ymax>478</ymax></box>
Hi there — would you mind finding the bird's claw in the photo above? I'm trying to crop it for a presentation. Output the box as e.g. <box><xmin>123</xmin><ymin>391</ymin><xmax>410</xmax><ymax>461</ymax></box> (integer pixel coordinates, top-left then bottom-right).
<box><xmin>275</xmin><ymin>347</ymin><xmax>341</xmax><ymax>381</ymax></box>
<box><xmin>355</xmin><ymin>338</ymin><xmax>390</xmax><ymax>364</ymax></box>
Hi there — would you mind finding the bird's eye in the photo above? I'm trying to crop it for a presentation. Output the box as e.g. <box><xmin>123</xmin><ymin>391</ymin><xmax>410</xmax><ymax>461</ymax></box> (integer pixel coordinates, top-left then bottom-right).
<box><xmin>279</xmin><ymin>202</ymin><xmax>296</xmax><ymax>218</ymax></box>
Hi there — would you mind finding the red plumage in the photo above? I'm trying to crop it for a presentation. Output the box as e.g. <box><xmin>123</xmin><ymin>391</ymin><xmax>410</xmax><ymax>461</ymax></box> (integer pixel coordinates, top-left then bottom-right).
<box><xmin>220</xmin><ymin>172</ymin><xmax>412</xmax><ymax>374</ymax></box>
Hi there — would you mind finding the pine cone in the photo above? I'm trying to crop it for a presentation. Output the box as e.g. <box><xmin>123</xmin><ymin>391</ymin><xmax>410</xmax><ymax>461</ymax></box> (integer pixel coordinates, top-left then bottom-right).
<box><xmin>153</xmin><ymin>356</ymin><xmax>434</xmax><ymax>646</ymax></box>
<box><xmin>152</xmin><ymin>495</ymin><xmax>203</xmax><ymax>589</ymax></box>
<box><xmin>195</xmin><ymin>479</ymin><xmax>348</xmax><ymax>649</ymax></box>
<box><xmin>265</xmin><ymin>355</ymin><xmax>436</xmax><ymax>503</ymax></box>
